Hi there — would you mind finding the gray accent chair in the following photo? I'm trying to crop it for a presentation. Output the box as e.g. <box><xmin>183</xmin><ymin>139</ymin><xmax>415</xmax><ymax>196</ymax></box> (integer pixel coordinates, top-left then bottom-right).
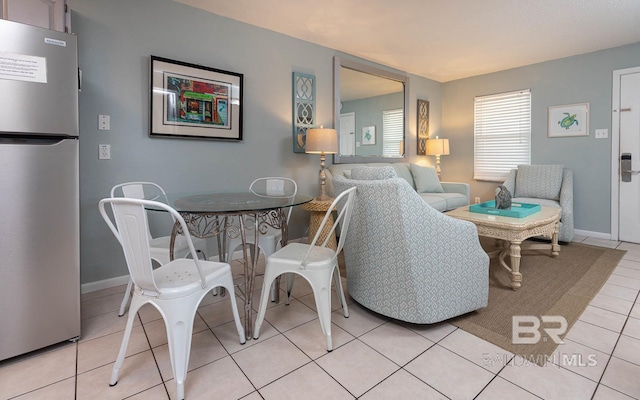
<box><xmin>502</xmin><ymin>165</ymin><xmax>574</xmax><ymax>243</ymax></box>
<box><xmin>332</xmin><ymin>168</ymin><xmax>489</xmax><ymax>324</ymax></box>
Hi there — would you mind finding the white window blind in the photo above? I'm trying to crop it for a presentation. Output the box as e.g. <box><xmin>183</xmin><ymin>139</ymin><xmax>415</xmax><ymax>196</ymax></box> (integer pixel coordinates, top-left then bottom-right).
<box><xmin>383</xmin><ymin>109</ymin><xmax>403</xmax><ymax>157</ymax></box>
<box><xmin>474</xmin><ymin>89</ymin><xmax>531</xmax><ymax>181</ymax></box>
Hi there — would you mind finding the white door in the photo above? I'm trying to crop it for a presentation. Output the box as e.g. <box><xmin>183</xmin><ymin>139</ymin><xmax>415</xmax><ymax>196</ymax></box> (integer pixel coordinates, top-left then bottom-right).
<box><xmin>618</xmin><ymin>71</ymin><xmax>640</xmax><ymax>242</ymax></box>
<box><xmin>340</xmin><ymin>112</ymin><xmax>356</xmax><ymax>156</ymax></box>
<box><xmin>2</xmin><ymin>0</ymin><xmax>68</xmax><ymax>32</ymax></box>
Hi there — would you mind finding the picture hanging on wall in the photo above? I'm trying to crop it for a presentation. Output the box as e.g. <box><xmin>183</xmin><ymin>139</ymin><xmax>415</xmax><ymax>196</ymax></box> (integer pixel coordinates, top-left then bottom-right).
<box><xmin>417</xmin><ymin>99</ymin><xmax>429</xmax><ymax>155</ymax></box>
<box><xmin>362</xmin><ymin>125</ymin><xmax>376</xmax><ymax>145</ymax></box>
<box><xmin>150</xmin><ymin>56</ymin><xmax>243</xmax><ymax>140</ymax></box>
<box><xmin>548</xmin><ymin>103</ymin><xmax>589</xmax><ymax>138</ymax></box>
<box><xmin>292</xmin><ymin>72</ymin><xmax>316</xmax><ymax>152</ymax></box>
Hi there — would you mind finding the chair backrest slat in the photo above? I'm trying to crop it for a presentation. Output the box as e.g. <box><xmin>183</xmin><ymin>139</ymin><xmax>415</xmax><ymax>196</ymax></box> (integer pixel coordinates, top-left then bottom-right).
<box><xmin>100</xmin><ymin>199</ymin><xmax>158</xmax><ymax>295</ymax></box>
<box><xmin>111</xmin><ymin>182</ymin><xmax>176</xmax><ymax>241</ymax></box>
<box><xmin>250</xmin><ymin>177</ymin><xmax>298</xmax><ymax>223</ymax></box>
<box><xmin>99</xmin><ymin>197</ymin><xmax>207</xmax><ymax>295</ymax></box>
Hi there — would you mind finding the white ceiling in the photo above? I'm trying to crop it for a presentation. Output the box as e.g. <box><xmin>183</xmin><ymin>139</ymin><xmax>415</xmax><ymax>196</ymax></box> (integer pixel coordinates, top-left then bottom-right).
<box><xmin>175</xmin><ymin>0</ymin><xmax>640</xmax><ymax>82</ymax></box>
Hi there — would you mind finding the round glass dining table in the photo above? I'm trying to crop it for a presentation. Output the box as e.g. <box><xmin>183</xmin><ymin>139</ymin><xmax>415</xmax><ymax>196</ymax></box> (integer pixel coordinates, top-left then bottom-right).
<box><xmin>148</xmin><ymin>191</ymin><xmax>313</xmax><ymax>339</ymax></box>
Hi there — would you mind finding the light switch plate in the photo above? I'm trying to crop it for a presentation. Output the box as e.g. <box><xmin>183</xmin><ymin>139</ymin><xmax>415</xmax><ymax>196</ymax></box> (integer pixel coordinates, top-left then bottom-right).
<box><xmin>595</xmin><ymin>129</ymin><xmax>608</xmax><ymax>139</ymax></box>
<box><xmin>98</xmin><ymin>114</ymin><xmax>111</xmax><ymax>131</ymax></box>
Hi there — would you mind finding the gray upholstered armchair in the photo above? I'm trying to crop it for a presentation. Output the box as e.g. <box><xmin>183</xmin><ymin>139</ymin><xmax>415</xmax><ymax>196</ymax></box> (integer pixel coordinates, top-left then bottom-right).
<box><xmin>333</xmin><ymin>168</ymin><xmax>489</xmax><ymax>324</ymax></box>
<box><xmin>502</xmin><ymin>165</ymin><xmax>574</xmax><ymax>242</ymax></box>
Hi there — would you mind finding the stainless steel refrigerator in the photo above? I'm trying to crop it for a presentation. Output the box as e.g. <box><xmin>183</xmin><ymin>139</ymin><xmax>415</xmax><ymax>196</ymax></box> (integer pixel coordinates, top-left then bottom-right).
<box><xmin>0</xmin><ymin>19</ymin><xmax>80</xmax><ymax>361</ymax></box>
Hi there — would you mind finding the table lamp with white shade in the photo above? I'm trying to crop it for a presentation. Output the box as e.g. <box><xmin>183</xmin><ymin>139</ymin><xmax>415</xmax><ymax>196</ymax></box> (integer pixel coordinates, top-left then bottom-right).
<box><xmin>425</xmin><ymin>136</ymin><xmax>450</xmax><ymax>177</ymax></box>
<box><xmin>305</xmin><ymin>127</ymin><xmax>338</xmax><ymax>200</ymax></box>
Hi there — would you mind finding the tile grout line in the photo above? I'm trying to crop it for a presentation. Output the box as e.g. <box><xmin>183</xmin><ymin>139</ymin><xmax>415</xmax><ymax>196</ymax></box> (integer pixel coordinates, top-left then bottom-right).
<box><xmin>588</xmin><ymin>288</ymin><xmax>640</xmax><ymax>399</ymax></box>
<box><xmin>74</xmin><ymin>341</ymin><xmax>78</xmax><ymax>400</ymax></box>
<box><xmin>26</xmin><ymin>239</ymin><xmax>640</xmax><ymax>399</ymax></box>
<box><xmin>137</xmin><ymin>311</ymin><xmax>171</xmax><ymax>399</ymax></box>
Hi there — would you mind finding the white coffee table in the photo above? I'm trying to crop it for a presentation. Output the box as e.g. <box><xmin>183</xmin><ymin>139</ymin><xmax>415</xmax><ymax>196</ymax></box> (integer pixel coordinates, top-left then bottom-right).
<box><xmin>448</xmin><ymin>205</ymin><xmax>561</xmax><ymax>290</ymax></box>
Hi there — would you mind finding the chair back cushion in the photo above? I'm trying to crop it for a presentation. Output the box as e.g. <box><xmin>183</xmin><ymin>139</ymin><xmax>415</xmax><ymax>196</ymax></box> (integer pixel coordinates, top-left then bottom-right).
<box><xmin>351</xmin><ymin>166</ymin><xmax>397</xmax><ymax>180</ymax></box>
<box><xmin>410</xmin><ymin>163</ymin><xmax>444</xmax><ymax>193</ymax></box>
<box><xmin>515</xmin><ymin>164</ymin><xmax>564</xmax><ymax>200</ymax></box>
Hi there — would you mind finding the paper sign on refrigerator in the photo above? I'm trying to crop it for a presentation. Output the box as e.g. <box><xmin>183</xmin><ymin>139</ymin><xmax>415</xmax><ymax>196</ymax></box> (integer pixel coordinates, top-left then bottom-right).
<box><xmin>0</xmin><ymin>52</ymin><xmax>47</xmax><ymax>83</ymax></box>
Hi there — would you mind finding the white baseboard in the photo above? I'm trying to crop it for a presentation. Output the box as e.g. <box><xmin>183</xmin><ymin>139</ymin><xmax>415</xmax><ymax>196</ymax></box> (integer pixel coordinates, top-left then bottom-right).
<box><xmin>81</xmin><ymin>275</ymin><xmax>130</xmax><ymax>294</ymax></box>
<box><xmin>81</xmin><ymin>238</ymin><xmax>308</xmax><ymax>294</ymax></box>
<box><xmin>574</xmin><ymin>229</ymin><xmax>611</xmax><ymax>240</ymax></box>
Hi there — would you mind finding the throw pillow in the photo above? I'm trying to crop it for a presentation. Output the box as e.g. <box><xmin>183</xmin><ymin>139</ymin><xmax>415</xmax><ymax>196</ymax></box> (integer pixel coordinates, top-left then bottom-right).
<box><xmin>515</xmin><ymin>164</ymin><xmax>564</xmax><ymax>200</ymax></box>
<box><xmin>410</xmin><ymin>163</ymin><xmax>444</xmax><ymax>193</ymax></box>
<box><xmin>343</xmin><ymin>169</ymin><xmax>352</xmax><ymax>179</ymax></box>
<box><xmin>351</xmin><ymin>166</ymin><xmax>397</xmax><ymax>180</ymax></box>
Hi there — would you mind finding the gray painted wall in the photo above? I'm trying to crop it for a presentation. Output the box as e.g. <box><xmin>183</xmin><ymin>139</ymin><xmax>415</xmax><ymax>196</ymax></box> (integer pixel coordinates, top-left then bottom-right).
<box><xmin>442</xmin><ymin>42</ymin><xmax>640</xmax><ymax>236</ymax></box>
<box><xmin>71</xmin><ymin>0</ymin><xmax>636</xmax><ymax>286</ymax></box>
<box><xmin>69</xmin><ymin>0</ymin><xmax>440</xmax><ymax>285</ymax></box>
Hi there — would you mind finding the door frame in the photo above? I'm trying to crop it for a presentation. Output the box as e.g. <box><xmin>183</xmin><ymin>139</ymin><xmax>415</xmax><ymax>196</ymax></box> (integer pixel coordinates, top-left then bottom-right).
<box><xmin>611</xmin><ymin>66</ymin><xmax>640</xmax><ymax>241</ymax></box>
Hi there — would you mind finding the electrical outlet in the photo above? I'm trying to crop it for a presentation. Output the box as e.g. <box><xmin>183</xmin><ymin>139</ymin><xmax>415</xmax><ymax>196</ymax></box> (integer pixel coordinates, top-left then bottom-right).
<box><xmin>98</xmin><ymin>114</ymin><xmax>110</xmax><ymax>131</ymax></box>
<box><xmin>595</xmin><ymin>129</ymin><xmax>608</xmax><ymax>139</ymax></box>
<box><xmin>474</xmin><ymin>196</ymin><xmax>481</xmax><ymax>204</ymax></box>
<box><xmin>99</xmin><ymin>144</ymin><xmax>110</xmax><ymax>159</ymax></box>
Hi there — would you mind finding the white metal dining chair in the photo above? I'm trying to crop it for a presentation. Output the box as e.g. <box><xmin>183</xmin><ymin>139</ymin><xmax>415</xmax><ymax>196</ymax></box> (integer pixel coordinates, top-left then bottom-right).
<box><xmin>225</xmin><ymin>177</ymin><xmax>297</xmax><ymax>300</ymax></box>
<box><xmin>253</xmin><ymin>186</ymin><xmax>356</xmax><ymax>352</ymax></box>
<box><xmin>99</xmin><ymin>197</ymin><xmax>245</xmax><ymax>400</ymax></box>
<box><xmin>111</xmin><ymin>182</ymin><xmax>208</xmax><ymax>316</ymax></box>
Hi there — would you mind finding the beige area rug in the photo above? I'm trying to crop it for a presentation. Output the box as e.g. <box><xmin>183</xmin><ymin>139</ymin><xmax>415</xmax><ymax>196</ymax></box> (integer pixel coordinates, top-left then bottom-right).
<box><xmin>451</xmin><ymin>240</ymin><xmax>626</xmax><ymax>364</ymax></box>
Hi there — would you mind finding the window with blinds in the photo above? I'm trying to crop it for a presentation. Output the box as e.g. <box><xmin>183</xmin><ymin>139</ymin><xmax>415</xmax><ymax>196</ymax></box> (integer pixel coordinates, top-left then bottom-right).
<box><xmin>474</xmin><ymin>89</ymin><xmax>531</xmax><ymax>181</ymax></box>
<box><xmin>382</xmin><ymin>109</ymin><xmax>403</xmax><ymax>157</ymax></box>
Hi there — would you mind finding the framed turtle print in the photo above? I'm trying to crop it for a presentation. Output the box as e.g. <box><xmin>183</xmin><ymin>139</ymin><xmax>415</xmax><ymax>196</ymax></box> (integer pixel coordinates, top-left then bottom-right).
<box><xmin>361</xmin><ymin>125</ymin><xmax>376</xmax><ymax>145</ymax></box>
<box><xmin>548</xmin><ymin>103</ymin><xmax>589</xmax><ymax>138</ymax></box>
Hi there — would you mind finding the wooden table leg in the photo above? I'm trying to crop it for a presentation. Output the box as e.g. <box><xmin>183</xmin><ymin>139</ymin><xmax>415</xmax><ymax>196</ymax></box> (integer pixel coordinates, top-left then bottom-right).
<box><xmin>551</xmin><ymin>221</ymin><xmax>560</xmax><ymax>257</ymax></box>
<box><xmin>509</xmin><ymin>241</ymin><xmax>522</xmax><ymax>290</ymax></box>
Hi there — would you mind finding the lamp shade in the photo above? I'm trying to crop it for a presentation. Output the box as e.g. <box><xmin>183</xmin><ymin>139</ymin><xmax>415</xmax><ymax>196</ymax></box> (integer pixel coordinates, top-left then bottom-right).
<box><xmin>305</xmin><ymin>128</ymin><xmax>338</xmax><ymax>154</ymax></box>
<box><xmin>425</xmin><ymin>138</ymin><xmax>450</xmax><ymax>156</ymax></box>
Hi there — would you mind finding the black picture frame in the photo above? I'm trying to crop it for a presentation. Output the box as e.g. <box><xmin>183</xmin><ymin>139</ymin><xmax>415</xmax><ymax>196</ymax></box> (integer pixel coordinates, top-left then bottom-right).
<box><xmin>150</xmin><ymin>56</ymin><xmax>243</xmax><ymax>141</ymax></box>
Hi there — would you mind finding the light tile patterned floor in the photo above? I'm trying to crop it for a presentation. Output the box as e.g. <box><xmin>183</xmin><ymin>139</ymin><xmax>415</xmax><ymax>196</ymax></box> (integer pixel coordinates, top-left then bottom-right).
<box><xmin>1</xmin><ymin>238</ymin><xmax>640</xmax><ymax>399</ymax></box>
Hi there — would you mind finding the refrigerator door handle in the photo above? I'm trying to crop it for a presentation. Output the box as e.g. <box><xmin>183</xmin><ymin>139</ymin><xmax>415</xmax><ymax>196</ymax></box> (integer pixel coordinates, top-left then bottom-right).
<box><xmin>0</xmin><ymin>136</ymin><xmax>76</xmax><ymax>145</ymax></box>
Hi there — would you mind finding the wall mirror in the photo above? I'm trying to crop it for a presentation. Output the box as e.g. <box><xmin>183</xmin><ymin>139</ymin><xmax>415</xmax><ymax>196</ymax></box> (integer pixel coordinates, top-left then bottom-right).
<box><xmin>333</xmin><ymin>56</ymin><xmax>409</xmax><ymax>164</ymax></box>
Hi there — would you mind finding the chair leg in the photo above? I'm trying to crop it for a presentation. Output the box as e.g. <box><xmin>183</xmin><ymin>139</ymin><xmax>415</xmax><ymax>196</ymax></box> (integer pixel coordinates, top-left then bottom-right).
<box><xmin>220</xmin><ymin>273</ymin><xmax>246</xmax><ymax>345</ymax></box>
<box><xmin>162</xmin><ymin>300</ymin><xmax>198</xmax><ymax>400</ymax></box>
<box><xmin>285</xmin><ymin>273</ymin><xmax>295</xmax><ymax>305</ymax></box>
<box><xmin>110</xmin><ymin>294</ymin><xmax>145</xmax><ymax>386</ymax></box>
<box><xmin>253</xmin><ymin>270</ymin><xmax>280</xmax><ymax>340</ymax></box>
<box><xmin>333</xmin><ymin>267</ymin><xmax>349</xmax><ymax>318</ymax></box>
<box><xmin>118</xmin><ymin>278</ymin><xmax>134</xmax><ymax>317</ymax></box>
<box><xmin>310</xmin><ymin>273</ymin><xmax>334</xmax><ymax>352</ymax></box>
<box><xmin>269</xmin><ymin>276</ymin><xmax>279</xmax><ymax>302</ymax></box>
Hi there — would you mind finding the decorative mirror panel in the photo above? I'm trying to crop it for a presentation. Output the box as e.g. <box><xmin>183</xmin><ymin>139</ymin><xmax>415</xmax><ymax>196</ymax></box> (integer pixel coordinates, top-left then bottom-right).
<box><xmin>292</xmin><ymin>72</ymin><xmax>316</xmax><ymax>152</ymax></box>
<box><xmin>333</xmin><ymin>57</ymin><xmax>409</xmax><ymax>163</ymax></box>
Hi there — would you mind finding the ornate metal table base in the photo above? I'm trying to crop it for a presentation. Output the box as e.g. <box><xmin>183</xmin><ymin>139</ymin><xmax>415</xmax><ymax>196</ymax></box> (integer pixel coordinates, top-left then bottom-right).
<box><xmin>170</xmin><ymin>208</ymin><xmax>287</xmax><ymax>339</ymax></box>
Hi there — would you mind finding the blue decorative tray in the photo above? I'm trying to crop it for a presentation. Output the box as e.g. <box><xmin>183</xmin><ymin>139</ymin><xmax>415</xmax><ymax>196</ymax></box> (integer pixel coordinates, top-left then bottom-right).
<box><xmin>469</xmin><ymin>201</ymin><xmax>541</xmax><ymax>218</ymax></box>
